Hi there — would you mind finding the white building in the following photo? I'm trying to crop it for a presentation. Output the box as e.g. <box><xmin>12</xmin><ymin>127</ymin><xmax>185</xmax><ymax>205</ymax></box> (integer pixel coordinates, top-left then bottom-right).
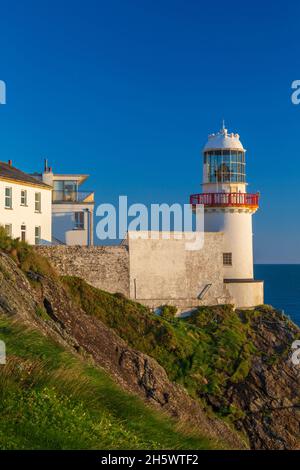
<box><xmin>0</xmin><ymin>160</ymin><xmax>52</xmax><ymax>244</ymax></box>
<box><xmin>190</xmin><ymin>123</ymin><xmax>264</xmax><ymax>307</ymax></box>
<box><xmin>117</xmin><ymin>124</ymin><xmax>264</xmax><ymax>309</ymax></box>
<box><xmin>33</xmin><ymin>124</ymin><xmax>263</xmax><ymax>309</ymax></box>
<box><xmin>33</xmin><ymin>161</ymin><xmax>95</xmax><ymax>246</ymax></box>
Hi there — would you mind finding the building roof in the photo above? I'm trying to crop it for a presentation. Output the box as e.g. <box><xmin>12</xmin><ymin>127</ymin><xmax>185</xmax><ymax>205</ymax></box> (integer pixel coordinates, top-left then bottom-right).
<box><xmin>31</xmin><ymin>172</ymin><xmax>89</xmax><ymax>186</ymax></box>
<box><xmin>0</xmin><ymin>162</ymin><xmax>51</xmax><ymax>188</ymax></box>
<box><xmin>50</xmin><ymin>174</ymin><xmax>89</xmax><ymax>185</ymax></box>
<box><xmin>203</xmin><ymin>125</ymin><xmax>245</xmax><ymax>152</ymax></box>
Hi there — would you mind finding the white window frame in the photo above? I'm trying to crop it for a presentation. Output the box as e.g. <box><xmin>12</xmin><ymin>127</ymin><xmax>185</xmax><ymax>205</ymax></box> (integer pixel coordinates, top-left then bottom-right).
<box><xmin>35</xmin><ymin>192</ymin><xmax>41</xmax><ymax>213</ymax></box>
<box><xmin>4</xmin><ymin>224</ymin><xmax>12</xmax><ymax>237</ymax></box>
<box><xmin>5</xmin><ymin>187</ymin><xmax>12</xmax><ymax>209</ymax></box>
<box><xmin>35</xmin><ymin>226</ymin><xmax>41</xmax><ymax>245</ymax></box>
<box><xmin>21</xmin><ymin>224</ymin><xmax>26</xmax><ymax>242</ymax></box>
<box><xmin>21</xmin><ymin>189</ymin><xmax>27</xmax><ymax>206</ymax></box>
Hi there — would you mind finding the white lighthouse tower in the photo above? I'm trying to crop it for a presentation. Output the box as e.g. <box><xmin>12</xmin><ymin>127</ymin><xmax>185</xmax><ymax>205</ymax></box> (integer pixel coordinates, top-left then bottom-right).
<box><xmin>190</xmin><ymin>123</ymin><xmax>264</xmax><ymax>308</ymax></box>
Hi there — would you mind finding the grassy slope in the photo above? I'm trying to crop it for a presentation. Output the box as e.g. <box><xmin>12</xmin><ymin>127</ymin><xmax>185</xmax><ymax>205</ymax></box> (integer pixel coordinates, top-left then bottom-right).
<box><xmin>0</xmin><ymin>315</ymin><xmax>222</xmax><ymax>450</ymax></box>
<box><xmin>63</xmin><ymin>276</ymin><xmax>268</xmax><ymax>422</ymax></box>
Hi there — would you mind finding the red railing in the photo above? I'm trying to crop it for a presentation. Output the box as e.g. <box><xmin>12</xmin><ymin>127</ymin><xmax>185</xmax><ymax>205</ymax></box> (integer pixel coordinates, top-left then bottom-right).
<box><xmin>190</xmin><ymin>192</ymin><xmax>259</xmax><ymax>208</ymax></box>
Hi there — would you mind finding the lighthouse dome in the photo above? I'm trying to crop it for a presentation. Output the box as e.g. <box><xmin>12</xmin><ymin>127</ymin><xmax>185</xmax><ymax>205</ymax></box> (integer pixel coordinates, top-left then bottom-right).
<box><xmin>203</xmin><ymin>125</ymin><xmax>244</xmax><ymax>152</ymax></box>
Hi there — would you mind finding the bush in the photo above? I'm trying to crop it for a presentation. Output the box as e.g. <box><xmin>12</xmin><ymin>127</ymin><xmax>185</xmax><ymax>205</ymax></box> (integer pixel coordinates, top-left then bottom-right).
<box><xmin>0</xmin><ymin>226</ymin><xmax>56</xmax><ymax>279</ymax></box>
<box><xmin>159</xmin><ymin>305</ymin><xmax>178</xmax><ymax>320</ymax></box>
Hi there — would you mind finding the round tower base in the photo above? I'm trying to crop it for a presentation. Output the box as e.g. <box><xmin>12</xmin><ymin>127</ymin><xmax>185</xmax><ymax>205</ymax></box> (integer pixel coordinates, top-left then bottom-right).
<box><xmin>224</xmin><ymin>279</ymin><xmax>264</xmax><ymax>308</ymax></box>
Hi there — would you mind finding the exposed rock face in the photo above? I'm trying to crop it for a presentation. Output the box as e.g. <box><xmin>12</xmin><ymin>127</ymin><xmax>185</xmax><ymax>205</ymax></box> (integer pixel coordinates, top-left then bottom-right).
<box><xmin>0</xmin><ymin>252</ymin><xmax>242</xmax><ymax>449</ymax></box>
<box><xmin>0</xmin><ymin>251</ymin><xmax>299</xmax><ymax>449</ymax></box>
<box><xmin>225</xmin><ymin>309</ymin><xmax>300</xmax><ymax>449</ymax></box>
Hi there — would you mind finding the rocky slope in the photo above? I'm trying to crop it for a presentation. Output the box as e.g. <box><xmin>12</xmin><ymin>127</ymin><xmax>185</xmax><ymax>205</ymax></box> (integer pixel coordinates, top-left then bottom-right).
<box><xmin>0</xmin><ymin>251</ymin><xmax>242</xmax><ymax>449</ymax></box>
<box><xmin>0</xmin><ymin>247</ymin><xmax>299</xmax><ymax>449</ymax></box>
<box><xmin>223</xmin><ymin>308</ymin><xmax>300</xmax><ymax>449</ymax></box>
<box><xmin>62</xmin><ymin>276</ymin><xmax>300</xmax><ymax>450</ymax></box>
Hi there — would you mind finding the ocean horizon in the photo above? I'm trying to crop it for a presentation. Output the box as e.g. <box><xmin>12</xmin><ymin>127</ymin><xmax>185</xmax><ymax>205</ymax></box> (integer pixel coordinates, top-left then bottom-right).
<box><xmin>254</xmin><ymin>264</ymin><xmax>300</xmax><ymax>326</ymax></box>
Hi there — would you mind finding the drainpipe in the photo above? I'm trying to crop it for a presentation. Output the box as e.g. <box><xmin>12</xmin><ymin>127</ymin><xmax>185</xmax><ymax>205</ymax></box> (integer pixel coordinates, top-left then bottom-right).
<box><xmin>84</xmin><ymin>208</ymin><xmax>90</xmax><ymax>246</ymax></box>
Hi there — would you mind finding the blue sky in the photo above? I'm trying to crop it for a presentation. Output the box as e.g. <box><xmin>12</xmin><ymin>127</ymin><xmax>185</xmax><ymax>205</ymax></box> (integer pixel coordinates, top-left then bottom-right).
<box><xmin>0</xmin><ymin>0</ymin><xmax>300</xmax><ymax>262</ymax></box>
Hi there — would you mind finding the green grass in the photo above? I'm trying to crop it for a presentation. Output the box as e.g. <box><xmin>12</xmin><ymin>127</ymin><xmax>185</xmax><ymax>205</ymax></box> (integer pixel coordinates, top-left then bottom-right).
<box><xmin>0</xmin><ymin>315</ymin><xmax>223</xmax><ymax>450</ymax></box>
<box><xmin>63</xmin><ymin>276</ymin><xmax>263</xmax><ymax>421</ymax></box>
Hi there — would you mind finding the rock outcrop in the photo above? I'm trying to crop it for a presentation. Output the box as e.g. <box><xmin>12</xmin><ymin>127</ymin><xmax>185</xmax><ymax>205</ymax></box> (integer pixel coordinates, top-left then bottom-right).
<box><xmin>225</xmin><ymin>309</ymin><xmax>300</xmax><ymax>449</ymax></box>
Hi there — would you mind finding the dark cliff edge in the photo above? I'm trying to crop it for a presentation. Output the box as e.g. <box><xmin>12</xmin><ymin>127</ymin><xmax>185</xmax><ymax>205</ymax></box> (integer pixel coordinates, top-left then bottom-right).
<box><xmin>0</xmin><ymin>245</ymin><xmax>299</xmax><ymax>449</ymax></box>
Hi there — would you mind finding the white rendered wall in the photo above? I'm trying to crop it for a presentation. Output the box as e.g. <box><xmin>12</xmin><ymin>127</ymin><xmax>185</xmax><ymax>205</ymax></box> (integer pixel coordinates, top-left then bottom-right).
<box><xmin>0</xmin><ymin>180</ymin><xmax>52</xmax><ymax>244</ymax></box>
<box><xmin>42</xmin><ymin>171</ymin><xmax>54</xmax><ymax>186</ymax></box>
<box><xmin>127</xmin><ymin>231</ymin><xmax>233</xmax><ymax>308</ymax></box>
<box><xmin>226</xmin><ymin>281</ymin><xmax>264</xmax><ymax>308</ymax></box>
<box><xmin>52</xmin><ymin>203</ymin><xmax>94</xmax><ymax>245</ymax></box>
<box><xmin>202</xmin><ymin>182</ymin><xmax>247</xmax><ymax>193</ymax></box>
<box><xmin>204</xmin><ymin>210</ymin><xmax>254</xmax><ymax>279</ymax></box>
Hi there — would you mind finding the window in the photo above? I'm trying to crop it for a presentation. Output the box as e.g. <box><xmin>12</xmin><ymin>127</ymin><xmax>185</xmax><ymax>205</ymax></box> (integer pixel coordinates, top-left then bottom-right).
<box><xmin>4</xmin><ymin>224</ymin><xmax>12</xmax><ymax>237</ymax></box>
<box><xmin>53</xmin><ymin>180</ymin><xmax>78</xmax><ymax>202</ymax></box>
<box><xmin>74</xmin><ymin>211</ymin><xmax>84</xmax><ymax>230</ymax></box>
<box><xmin>21</xmin><ymin>189</ymin><xmax>27</xmax><ymax>206</ymax></box>
<box><xmin>21</xmin><ymin>225</ymin><xmax>26</xmax><ymax>242</ymax></box>
<box><xmin>35</xmin><ymin>226</ymin><xmax>41</xmax><ymax>245</ymax></box>
<box><xmin>35</xmin><ymin>192</ymin><xmax>41</xmax><ymax>212</ymax></box>
<box><xmin>5</xmin><ymin>187</ymin><xmax>12</xmax><ymax>209</ymax></box>
<box><xmin>223</xmin><ymin>253</ymin><xmax>232</xmax><ymax>266</ymax></box>
<box><xmin>204</xmin><ymin>150</ymin><xmax>246</xmax><ymax>183</ymax></box>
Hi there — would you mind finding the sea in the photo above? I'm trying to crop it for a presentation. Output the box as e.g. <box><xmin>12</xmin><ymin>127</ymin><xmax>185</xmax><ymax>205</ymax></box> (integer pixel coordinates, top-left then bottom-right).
<box><xmin>254</xmin><ymin>265</ymin><xmax>300</xmax><ymax>326</ymax></box>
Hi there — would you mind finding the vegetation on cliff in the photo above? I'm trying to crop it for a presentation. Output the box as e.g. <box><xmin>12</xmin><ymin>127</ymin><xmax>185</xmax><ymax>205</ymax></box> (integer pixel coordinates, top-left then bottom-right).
<box><xmin>63</xmin><ymin>277</ymin><xmax>256</xmax><ymax>420</ymax></box>
<box><xmin>0</xmin><ymin>232</ymin><xmax>299</xmax><ymax>449</ymax></box>
<box><xmin>0</xmin><ymin>232</ymin><xmax>233</xmax><ymax>450</ymax></box>
<box><xmin>0</xmin><ymin>316</ymin><xmax>219</xmax><ymax>450</ymax></box>
<box><xmin>62</xmin><ymin>276</ymin><xmax>300</xmax><ymax>449</ymax></box>
<box><xmin>0</xmin><ymin>226</ymin><xmax>55</xmax><ymax>279</ymax></box>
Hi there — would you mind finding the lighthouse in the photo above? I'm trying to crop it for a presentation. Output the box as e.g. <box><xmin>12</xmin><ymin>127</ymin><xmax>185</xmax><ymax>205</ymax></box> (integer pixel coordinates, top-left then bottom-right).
<box><xmin>190</xmin><ymin>123</ymin><xmax>264</xmax><ymax>308</ymax></box>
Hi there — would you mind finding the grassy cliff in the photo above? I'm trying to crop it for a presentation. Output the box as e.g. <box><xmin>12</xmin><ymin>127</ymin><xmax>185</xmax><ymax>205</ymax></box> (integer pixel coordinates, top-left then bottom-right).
<box><xmin>63</xmin><ymin>276</ymin><xmax>260</xmax><ymax>421</ymax></box>
<box><xmin>0</xmin><ymin>230</ymin><xmax>299</xmax><ymax>449</ymax></box>
<box><xmin>0</xmin><ymin>229</ymin><xmax>234</xmax><ymax>450</ymax></box>
<box><xmin>62</xmin><ymin>275</ymin><xmax>300</xmax><ymax>450</ymax></box>
<box><xmin>0</xmin><ymin>316</ymin><xmax>220</xmax><ymax>450</ymax></box>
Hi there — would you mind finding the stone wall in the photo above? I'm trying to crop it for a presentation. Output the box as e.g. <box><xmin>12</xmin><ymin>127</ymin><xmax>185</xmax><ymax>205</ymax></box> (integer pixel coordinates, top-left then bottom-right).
<box><xmin>36</xmin><ymin>245</ymin><xmax>129</xmax><ymax>296</ymax></box>
<box><xmin>36</xmin><ymin>232</ymin><xmax>233</xmax><ymax>311</ymax></box>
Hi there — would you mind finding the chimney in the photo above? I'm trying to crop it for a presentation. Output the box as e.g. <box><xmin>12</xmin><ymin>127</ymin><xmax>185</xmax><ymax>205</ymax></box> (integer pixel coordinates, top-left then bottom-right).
<box><xmin>8</xmin><ymin>160</ymin><xmax>12</xmax><ymax>167</ymax></box>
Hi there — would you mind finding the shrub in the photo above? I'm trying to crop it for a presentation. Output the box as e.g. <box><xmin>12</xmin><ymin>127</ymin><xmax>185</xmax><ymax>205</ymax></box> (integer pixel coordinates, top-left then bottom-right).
<box><xmin>159</xmin><ymin>305</ymin><xmax>178</xmax><ymax>320</ymax></box>
<box><xmin>0</xmin><ymin>226</ymin><xmax>56</xmax><ymax>279</ymax></box>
